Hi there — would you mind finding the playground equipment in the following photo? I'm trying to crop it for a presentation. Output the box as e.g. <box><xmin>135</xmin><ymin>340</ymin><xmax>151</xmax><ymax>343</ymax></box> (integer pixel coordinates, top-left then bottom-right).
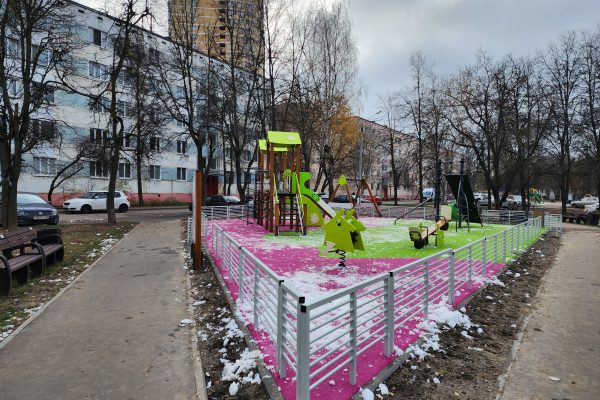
<box><xmin>409</xmin><ymin>205</ymin><xmax>452</xmax><ymax>249</ymax></box>
<box><xmin>256</xmin><ymin>131</ymin><xmax>305</xmax><ymax>235</ymax></box>
<box><xmin>445</xmin><ymin>158</ymin><xmax>482</xmax><ymax>230</ymax></box>
<box><xmin>294</xmin><ymin>171</ymin><xmax>336</xmax><ymax>226</ymax></box>
<box><xmin>256</xmin><ymin>131</ymin><xmax>341</xmax><ymax>234</ymax></box>
<box><xmin>328</xmin><ymin>175</ymin><xmax>355</xmax><ymax>207</ymax></box>
<box><xmin>529</xmin><ymin>189</ymin><xmax>544</xmax><ymax>204</ymax></box>
<box><xmin>322</xmin><ymin>209</ymin><xmax>366</xmax><ymax>267</ymax></box>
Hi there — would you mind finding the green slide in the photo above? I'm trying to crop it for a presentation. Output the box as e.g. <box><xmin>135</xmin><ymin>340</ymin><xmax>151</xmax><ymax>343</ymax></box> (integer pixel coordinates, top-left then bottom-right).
<box><xmin>292</xmin><ymin>171</ymin><xmax>336</xmax><ymax>225</ymax></box>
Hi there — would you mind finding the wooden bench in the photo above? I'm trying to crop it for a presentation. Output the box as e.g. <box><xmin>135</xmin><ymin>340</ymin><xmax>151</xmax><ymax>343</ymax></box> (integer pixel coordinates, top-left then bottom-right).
<box><xmin>34</xmin><ymin>228</ymin><xmax>65</xmax><ymax>267</ymax></box>
<box><xmin>0</xmin><ymin>227</ymin><xmax>46</xmax><ymax>295</ymax></box>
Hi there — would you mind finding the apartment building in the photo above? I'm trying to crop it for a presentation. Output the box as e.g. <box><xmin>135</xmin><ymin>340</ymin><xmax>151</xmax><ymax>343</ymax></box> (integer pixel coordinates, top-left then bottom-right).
<box><xmin>169</xmin><ymin>0</ymin><xmax>261</xmax><ymax>69</ymax></box>
<box><xmin>11</xmin><ymin>1</ymin><xmax>254</xmax><ymax>205</ymax></box>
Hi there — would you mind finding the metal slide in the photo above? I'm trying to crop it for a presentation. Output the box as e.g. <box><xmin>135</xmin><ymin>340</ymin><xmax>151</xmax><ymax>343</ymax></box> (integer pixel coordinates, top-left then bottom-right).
<box><xmin>445</xmin><ymin>174</ymin><xmax>482</xmax><ymax>223</ymax></box>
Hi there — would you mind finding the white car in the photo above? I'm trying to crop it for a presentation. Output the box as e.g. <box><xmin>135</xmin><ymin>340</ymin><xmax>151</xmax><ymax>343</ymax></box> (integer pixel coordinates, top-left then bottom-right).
<box><xmin>503</xmin><ymin>195</ymin><xmax>522</xmax><ymax>210</ymax></box>
<box><xmin>63</xmin><ymin>191</ymin><xmax>130</xmax><ymax>213</ymax></box>
<box><xmin>571</xmin><ymin>195</ymin><xmax>599</xmax><ymax>208</ymax></box>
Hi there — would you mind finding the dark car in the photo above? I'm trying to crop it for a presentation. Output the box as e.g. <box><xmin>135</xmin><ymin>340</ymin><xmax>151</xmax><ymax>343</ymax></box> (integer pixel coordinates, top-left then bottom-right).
<box><xmin>16</xmin><ymin>192</ymin><xmax>59</xmax><ymax>226</ymax></box>
<box><xmin>204</xmin><ymin>195</ymin><xmax>241</xmax><ymax>206</ymax></box>
<box><xmin>332</xmin><ymin>194</ymin><xmax>355</xmax><ymax>203</ymax></box>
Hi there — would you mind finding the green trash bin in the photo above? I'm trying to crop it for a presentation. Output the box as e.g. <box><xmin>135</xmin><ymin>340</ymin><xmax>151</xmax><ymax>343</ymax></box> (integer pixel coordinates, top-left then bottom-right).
<box><xmin>448</xmin><ymin>202</ymin><xmax>458</xmax><ymax>220</ymax></box>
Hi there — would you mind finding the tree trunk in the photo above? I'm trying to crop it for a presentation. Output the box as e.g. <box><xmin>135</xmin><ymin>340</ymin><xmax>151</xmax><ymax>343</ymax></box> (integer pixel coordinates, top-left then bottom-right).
<box><xmin>136</xmin><ymin>155</ymin><xmax>144</xmax><ymax>207</ymax></box>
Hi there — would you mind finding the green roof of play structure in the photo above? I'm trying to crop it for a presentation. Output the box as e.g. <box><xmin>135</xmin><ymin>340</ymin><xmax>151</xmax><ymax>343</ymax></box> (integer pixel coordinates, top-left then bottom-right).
<box><xmin>267</xmin><ymin>131</ymin><xmax>302</xmax><ymax>146</ymax></box>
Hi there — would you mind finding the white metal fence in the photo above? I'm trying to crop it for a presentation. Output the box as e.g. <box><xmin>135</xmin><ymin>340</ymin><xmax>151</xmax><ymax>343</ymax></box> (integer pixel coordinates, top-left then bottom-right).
<box><xmin>480</xmin><ymin>209</ymin><xmax>532</xmax><ymax>225</ymax></box>
<box><xmin>544</xmin><ymin>213</ymin><xmax>563</xmax><ymax>237</ymax></box>
<box><xmin>201</xmin><ymin>208</ymin><xmax>545</xmax><ymax>400</ymax></box>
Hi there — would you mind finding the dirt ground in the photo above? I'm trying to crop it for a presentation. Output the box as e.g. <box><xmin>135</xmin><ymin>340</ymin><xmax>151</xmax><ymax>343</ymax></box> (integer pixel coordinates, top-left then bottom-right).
<box><xmin>189</xmin><ymin>256</ymin><xmax>269</xmax><ymax>400</ymax></box>
<box><xmin>191</xmin><ymin>232</ymin><xmax>560</xmax><ymax>400</ymax></box>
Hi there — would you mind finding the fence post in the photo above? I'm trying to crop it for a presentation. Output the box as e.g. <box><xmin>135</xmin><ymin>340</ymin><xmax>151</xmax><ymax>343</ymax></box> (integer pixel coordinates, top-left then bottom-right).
<box><xmin>423</xmin><ymin>261</ymin><xmax>430</xmax><ymax>321</ymax></box>
<box><xmin>296</xmin><ymin>301</ymin><xmax>310</xmax><ymax>400</ymax></box>
<box><xmin>516</xmin><ymin>224</ymin><xmax>521</xmax><ymax>252</ymax></box>
<box><xmin>494</xmin><ymin>235</ymin><xmax>498</xmax><ymax>265</ymax></box>
<box><xmin>276</xmin><ymin>280</ymin><xmax>286</xmax><ymax>377</ymax></box>
<box><xmin>211</xmin><ymin>206</ymin><xmax>214</xmax><ymax>220</ymax></box>
<box><xmin>349</xmin><ymin>291</ymin><xmax>358</xmax><ymax>385</ymax></box>
<box><xmin>227</xmin><ymin>206</ymin><xmax>230</xmax><ymax>220</ymax></box>
<box><xmin>237</xmin><ymin>248</ymin><xmax>245</xmax><ymax>302</ymax></box>
<box><xmin>253</xmin><ymin>265</ymin><xmax>259</xmax><ymax>328</ymax></box>
<box><xmin>448</xmin><ymin>252</ymin><xmax>455</xmax><ymax>306</ymax></box>
<box><xmin>503</xmin><ymin>230</ymin><xmax>507</xmax><ymax>264</ymax></box>
<box><xmin>482</xmin><ymin>238</ymin><xmax>487</xmax><ymax>278</ymax></box>
<box><xmin>384</xmin><ymin>273</ymin><xmax>394</xmax><ymax>356</ymax></box>
<box><xmin>468</xmin><ymin>247</ymin><xmax>473</xmax><ymax>283</ymax></box>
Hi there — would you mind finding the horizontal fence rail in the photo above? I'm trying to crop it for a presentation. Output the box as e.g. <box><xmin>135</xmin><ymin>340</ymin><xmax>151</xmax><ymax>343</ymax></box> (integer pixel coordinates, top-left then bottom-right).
<box><xmin>199</xmin><ymin>205</ymin><xmax>547</xmax><ymax>400</ymax></box>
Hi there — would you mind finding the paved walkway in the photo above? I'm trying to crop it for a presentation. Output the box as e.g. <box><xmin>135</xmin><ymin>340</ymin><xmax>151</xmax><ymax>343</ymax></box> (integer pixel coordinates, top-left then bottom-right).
<box><xmin>500</xmin><ymin>224</ymin><xmax>600</xmax><ymax>400</ymax></box>
<box><xmin>0</xmin><ymin>220</ymin><xmax>198</xmax><ymax>400</ymax></box>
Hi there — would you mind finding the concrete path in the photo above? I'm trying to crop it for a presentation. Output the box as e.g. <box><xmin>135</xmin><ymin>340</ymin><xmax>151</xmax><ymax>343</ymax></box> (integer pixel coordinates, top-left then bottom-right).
<box><xmin>500</xmin><ymin>224</ymin><xmax>600</xmax><ymax>400</ymax></box>
<box><xmin>0</xmin><ymin>220</ymin><xmax>198</xmax><ymax>400</ymax></box>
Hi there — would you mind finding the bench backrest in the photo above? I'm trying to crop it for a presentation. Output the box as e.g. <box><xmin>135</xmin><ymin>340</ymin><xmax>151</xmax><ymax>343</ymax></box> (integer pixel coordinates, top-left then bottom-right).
<box><xmin>0</xmin><ymin>227</ymin><xmax>37</xmax><ymax>251</ymax></box>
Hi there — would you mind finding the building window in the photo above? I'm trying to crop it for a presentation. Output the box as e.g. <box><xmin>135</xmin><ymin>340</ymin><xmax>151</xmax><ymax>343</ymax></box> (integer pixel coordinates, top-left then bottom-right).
<box><xmin>33</xmin><ymin>82</ymin><xmax>55</xmax><ymax>103</ymax></box>
<box><xmin>89</xmin><ymin>61</ymin><xmax>108</xmax><ymax>79</ymax></box>
<box><xmin>121</xmin><ymin>135</ymin><xmax>132</xmax><ymax>148</ymax></box>
<box><xmin>33</xmin><ymin>157</ymin><xmax>57</xmax><ymax>175</ymax></box>
<box><xmin>31</xmin><ymin>120</ymin><xmax>56</xmax><ymax>139</ymax></box>
<box><xmin>149</xmin><ymin>136</ymin><xmax>160</xmax><ymax>151</ymax></box>
<box><xmin>8</xmin><ymin>79</ymin><xmax>18</xmax><ymax>97</ymax></box>
<box><xmin>149</xmin><ymin>165</ymin><xmax>161</xmax><ymax>180</ymax></box>
<box><xmin>176</xmin><ymin>113</ymin><xmax>186</xmax><ymax>127</ymax></box>
<box><xmin>177</xmin><ymin>167</ymin><xmax>187</xmax><ymax>181</ymax></box>
<box><xmin>90</xmin><ymin>128</ymin><xmax>109</xmax><ymax>145</ymax></box>
<box><xmin>241</xmin><ymin>149</ymin><xmax>252</xmax><ymax>162</ymax></box>
<box><xmin>177</xmin><ymin>140</ymin><xmax>187</xmax><ymax>154</ymax></box>
<box><xmin>148</xmin><ymin>47</ymin><xmax>160</xmax><ymax>62</ymax></box>
<box><xmin>32</xmin><ymin>45</ymin><xmax>50</xmax><ymax>67</ymax></box>
<box><xmin>90</xmin><ymin>161</ymin><xmax>109</xmax><ymax>177</ymax></box>
<box><xmin>7</xmin><ymin>38</ymin><xmax>19</xmax><ymax>58</ymax></box>
<box><xmin>89</xmin><ymin>28</ymin><xmax>106</xmax><ymax>47</ymax></box>
<box><xmin>118</xmin><ymin>162</ymin><xmax>131</xmax><ymax>179</ymax></box>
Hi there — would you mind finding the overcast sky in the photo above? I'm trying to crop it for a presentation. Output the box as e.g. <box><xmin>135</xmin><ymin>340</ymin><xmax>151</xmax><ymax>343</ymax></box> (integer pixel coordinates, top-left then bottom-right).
<box><xmin>347</xmin><ymin>0</ymin><xmax>600</xmax><ymax>118</ymax></box>
<box><xmin>79</xmin><ymin>0</ymin><xmax>599</xmax><ymax>119</ymax></box>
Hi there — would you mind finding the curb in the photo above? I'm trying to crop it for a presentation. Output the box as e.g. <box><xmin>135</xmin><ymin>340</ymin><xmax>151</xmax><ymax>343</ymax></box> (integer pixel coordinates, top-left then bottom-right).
<box><xmin>203</xmin><ymin>250</ymin><xmax>284</xmax><ymax>400</ymax></box>
<box><xmin>182</xmin><ymin>259</ymin><xmax>208</xmax><ymax>400</ymax></box>
<box><xmin>0</xmin><ymin>225</ymin><xmax>135</xmax><ymax>351</ymax></box>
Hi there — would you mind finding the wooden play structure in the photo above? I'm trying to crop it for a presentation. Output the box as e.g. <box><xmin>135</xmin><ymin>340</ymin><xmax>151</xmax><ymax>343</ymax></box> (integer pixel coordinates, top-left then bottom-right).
<box><xmin>256</xmin><ymin>131</ymin><xmax>341</xmax><ymax>235</ymax></box>
<box><xmin>256</xmin><ymin>131</ymin><xmax>305</xmax><ymax>235</ymax></box>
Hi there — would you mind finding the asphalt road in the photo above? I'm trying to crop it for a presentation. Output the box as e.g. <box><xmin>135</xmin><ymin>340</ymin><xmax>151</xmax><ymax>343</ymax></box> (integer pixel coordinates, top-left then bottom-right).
<box><xmin>58</xmin><ymin>207</ymin><xmax>191</xmax><ymax>224</ymax></box>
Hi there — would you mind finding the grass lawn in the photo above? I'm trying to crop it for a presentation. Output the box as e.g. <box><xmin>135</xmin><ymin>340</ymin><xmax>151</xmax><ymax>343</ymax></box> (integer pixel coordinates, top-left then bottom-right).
<box><xmin>0</xmin><ymin>223</ymin><xmax>136</xmax><ymax>341</ymax></box>
<box><xmin>266</xmin><ymin>219</ymin><xmax>509</xmax><ymax>259</ymax></box>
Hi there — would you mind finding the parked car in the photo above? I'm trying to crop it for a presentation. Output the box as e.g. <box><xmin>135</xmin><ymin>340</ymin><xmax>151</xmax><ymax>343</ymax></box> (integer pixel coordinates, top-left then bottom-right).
<box><xmin>503</xmin><ymin>195</ymin><xmax>522</xmax><ymax>210</ymax></box>
<box><xmin>63</xmin><ymin>191</ymin><xmax>130</xmax><ymax>213</ymax></box>
<box><xmin>204</xmin><ymin>195</ymin><xmax>241</xmax><ymax>207</ymax></box>
<box><xmin>14</xmin><ymin>192</ymin><xmax>59</xmax><ymax>226</ymax></box>
<box><xmin>422</xmin><ymin>188</ymin><xmax>435</xmax><ymax>199</ymax></box>
<box><xmin>360</xmin><ymin>194</ymin><xmax>382</xmax><ymax>205</ymax></box>
<box><xmin>473</xmin><ymin>192</ymin><xmax>494</xmax><ymax>205</ymax></box>
<box><xmin>331</xmin><ymin>194</ymin><xmax>354</xmax><ymax>203</ymax></box>
<box><xmin>571</xmin><ymin>195</ymin><xmax>599</xmax><ymax>208</ymax></box>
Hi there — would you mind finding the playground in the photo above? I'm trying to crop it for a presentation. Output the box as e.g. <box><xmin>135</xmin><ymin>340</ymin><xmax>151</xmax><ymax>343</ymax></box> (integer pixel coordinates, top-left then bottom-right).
<box><xmin>195</xmin><ymin>131</ymin><xmax>549</xmax><ymax>400</ymax></box>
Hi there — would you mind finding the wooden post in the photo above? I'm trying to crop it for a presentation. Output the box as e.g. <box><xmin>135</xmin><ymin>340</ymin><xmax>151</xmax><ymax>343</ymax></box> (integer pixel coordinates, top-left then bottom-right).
<box><xmin>194</xmin><ymin>171</ymin><xmax>203</xmax><ymax>270</ymax></box>
<box><xmin>363</xmin><ymin>178</ymin><xmax>382</xmax><ymax>217</ymax></box>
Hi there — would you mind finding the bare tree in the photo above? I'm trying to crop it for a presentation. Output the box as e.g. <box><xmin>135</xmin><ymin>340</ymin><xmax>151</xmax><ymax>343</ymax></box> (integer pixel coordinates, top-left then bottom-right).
<box><xmin>579</xmin><ymin>27</ymin><xmax>600</xmax><ymax>197</ymax></box>
<box><xmin>303</xmin><ymin>2</ymin><xmax>358</xmax><ymax>195</ymax></box>
<box><xmin>0</xmin><ymin>0</ymin><xmax>76</xmax><ymax>228</ymax></box>
<box><xmin>539</xmin><ymin>31</ymin><xmax>582</xmax><ymax>212</ymax></box>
